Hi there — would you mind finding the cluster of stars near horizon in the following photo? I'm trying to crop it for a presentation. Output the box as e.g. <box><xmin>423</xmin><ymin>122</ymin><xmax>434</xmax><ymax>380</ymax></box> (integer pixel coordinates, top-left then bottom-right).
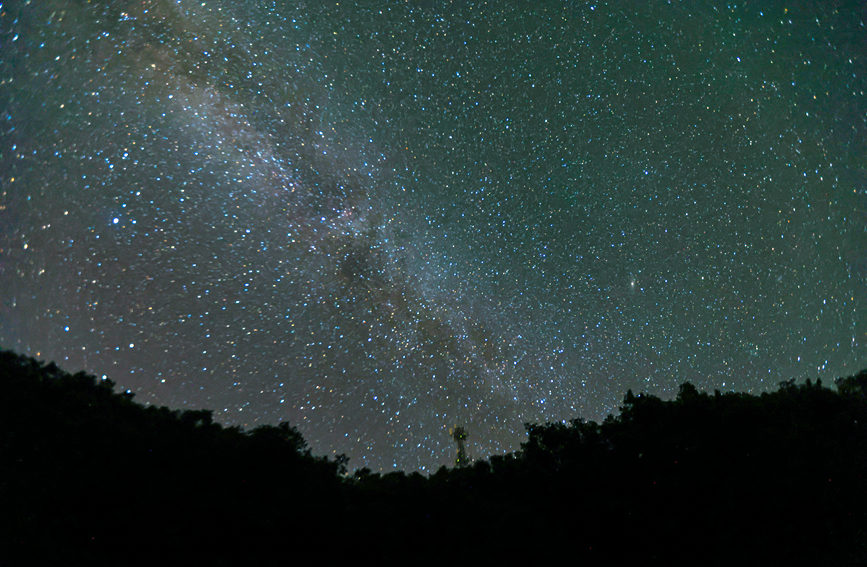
<box><xmin>1</xmin><ymin>0</ymin><xmax>864</xmax><ymax>472</ymax></box>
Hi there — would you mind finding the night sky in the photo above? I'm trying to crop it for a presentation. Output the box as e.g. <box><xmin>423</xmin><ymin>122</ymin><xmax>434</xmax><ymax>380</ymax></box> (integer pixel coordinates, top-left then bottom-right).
<box><xmin>1</xmin><ymin>0</ymin><xmax>864</xmax><ymax>472</ymax></box>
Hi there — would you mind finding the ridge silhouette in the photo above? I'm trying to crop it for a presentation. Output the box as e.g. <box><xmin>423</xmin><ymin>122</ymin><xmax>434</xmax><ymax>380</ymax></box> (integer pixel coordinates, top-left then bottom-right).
<box><xmin>1</xmin><ymin>349</ymin><xmax>864</xmax><ymax>565</ymax></box>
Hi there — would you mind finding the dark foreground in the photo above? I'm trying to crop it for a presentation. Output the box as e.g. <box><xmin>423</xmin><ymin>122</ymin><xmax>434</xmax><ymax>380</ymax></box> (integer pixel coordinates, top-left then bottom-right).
<box><xmin>1</xmin><ymin>349</ymin><xmax>865</xmax><ymax>565</ymax></box>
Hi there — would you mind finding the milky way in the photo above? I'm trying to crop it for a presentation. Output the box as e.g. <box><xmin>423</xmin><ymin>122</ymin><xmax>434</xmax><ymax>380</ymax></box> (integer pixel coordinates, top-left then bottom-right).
<box><xmin>1</xmin><ymin>1</ymin><xmax>864</xmax><ymax>471</ymax></box>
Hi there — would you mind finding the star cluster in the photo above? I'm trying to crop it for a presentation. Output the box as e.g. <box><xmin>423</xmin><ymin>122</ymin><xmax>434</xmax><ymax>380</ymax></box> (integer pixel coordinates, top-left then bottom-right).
<box><xmin>1</xmin><ymin>0</ymin><xmax>864</xmax><ymax>471</ymax></box>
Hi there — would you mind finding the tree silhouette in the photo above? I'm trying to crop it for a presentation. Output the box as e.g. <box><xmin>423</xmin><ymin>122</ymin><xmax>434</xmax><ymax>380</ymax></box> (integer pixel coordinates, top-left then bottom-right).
<box><xmin>1</xmin><ymin>347</ymin><xmax>865</xmax><ymax>565</ymax></box>
<box><xmin>836</xmin><ymin>369</ymin><xmax>867</xmax><ymax>398</ymax></box>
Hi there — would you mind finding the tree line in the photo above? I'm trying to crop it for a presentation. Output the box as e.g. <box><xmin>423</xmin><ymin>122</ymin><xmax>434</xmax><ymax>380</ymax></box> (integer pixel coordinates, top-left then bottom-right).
<box><xmin>1</xmin><ymin>348</ymin><xmax>865</xmax><ymax>565</ymax></box>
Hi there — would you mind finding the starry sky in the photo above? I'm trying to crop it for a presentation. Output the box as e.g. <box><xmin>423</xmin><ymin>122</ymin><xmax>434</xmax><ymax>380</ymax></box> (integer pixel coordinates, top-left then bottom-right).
<box><xmin>1</xmin><ymin>0</ymin><xmax>864</xmax><ymax>472</ymax></box>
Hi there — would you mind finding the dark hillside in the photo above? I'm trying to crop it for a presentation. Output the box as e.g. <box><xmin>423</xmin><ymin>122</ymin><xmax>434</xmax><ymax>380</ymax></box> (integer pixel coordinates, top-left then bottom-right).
<box><xmin>0</xmin><ymin>350</ymin><xmax>346</xmax><ymax>565</ymax></box>
<box><xmin>1</xmin><ymin>349</ymin><xmax>865</xmax><ymax>565</ymax></box>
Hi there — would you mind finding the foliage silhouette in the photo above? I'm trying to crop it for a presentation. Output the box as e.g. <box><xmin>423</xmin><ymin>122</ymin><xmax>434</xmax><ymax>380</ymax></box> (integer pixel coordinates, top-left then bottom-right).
<box><xmin>1</xmin><ymin>348</ymin><xmax>865</xmax><ymax>565</ymax></box>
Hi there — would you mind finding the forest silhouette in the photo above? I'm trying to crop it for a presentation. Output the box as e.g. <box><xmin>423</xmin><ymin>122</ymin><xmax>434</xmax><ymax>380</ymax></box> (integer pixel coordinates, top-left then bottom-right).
<box><xmin>1</xmin><ymin>348</ymin><xmax>865</xmax><ymax>565</ymax></box>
